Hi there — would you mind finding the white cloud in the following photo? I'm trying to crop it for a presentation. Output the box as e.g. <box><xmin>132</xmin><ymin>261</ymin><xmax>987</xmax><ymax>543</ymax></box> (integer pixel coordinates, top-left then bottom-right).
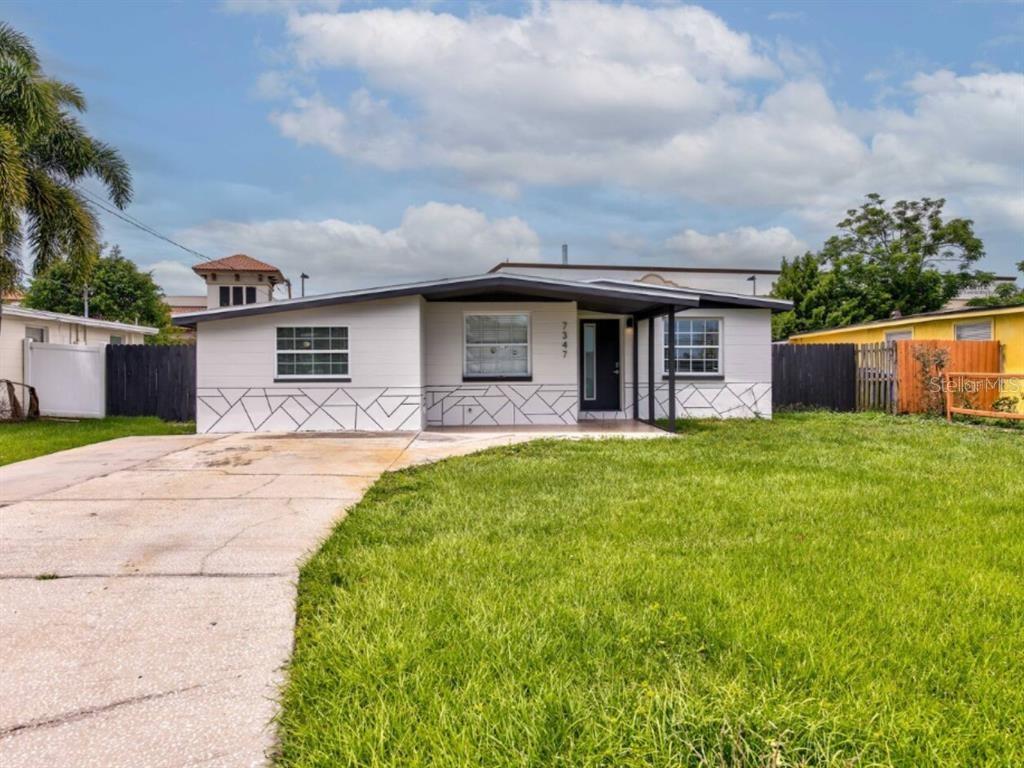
<box><xmin>171</xmin><ymin>202</ymin><xmax>540</xmax><ymax>293</ymax></box>
<box><xmin>143</xmin><ymin>259</ymin><xmax>206</xmax><ymax>296</ymax></box>
<box><xmin>664</xmin><ymin>226</ymin><xmax>808</xmax><ymax>267</ymax></box>
<box><xmin>259</xmin><ymin>2</ymin><xmax>1022</xmax><ymax>241</ymax></box>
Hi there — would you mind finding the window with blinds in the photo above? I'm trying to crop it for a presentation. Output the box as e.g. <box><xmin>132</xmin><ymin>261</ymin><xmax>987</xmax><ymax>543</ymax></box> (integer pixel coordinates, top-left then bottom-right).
<box><xmin>464</xmin><ymin>313</ymin><xmax>530</xmax><ymax>378</ymax></box>
<box><xmin>954</xmin><ymin>320</ymin><xmax>993</xmax><ymax>341</ymax></box>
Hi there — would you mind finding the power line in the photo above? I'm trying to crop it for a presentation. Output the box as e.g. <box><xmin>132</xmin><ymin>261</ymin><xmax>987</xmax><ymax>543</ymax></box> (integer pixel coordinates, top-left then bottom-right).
<box><xmin>74</xmin><ymin>185</ymin><xmax>210</xmax><ymax>262</ymax></box>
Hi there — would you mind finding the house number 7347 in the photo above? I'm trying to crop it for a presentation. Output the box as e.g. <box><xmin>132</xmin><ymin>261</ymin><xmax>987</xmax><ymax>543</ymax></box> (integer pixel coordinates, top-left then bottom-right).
<box><xmin>561</xmin><ymin>321</ymin><xmax>568</xmax><ymax>357</ymax></box>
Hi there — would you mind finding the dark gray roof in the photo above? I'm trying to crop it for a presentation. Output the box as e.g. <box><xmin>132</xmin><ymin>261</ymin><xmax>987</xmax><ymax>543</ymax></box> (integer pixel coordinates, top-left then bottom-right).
<box><xmin>586</xmin><ymin>278</ymin><xmax>792</xmax><ymax>310</ymax></box>
<box><xmin>173</xmin><ymin>273</ymin><xmax>788</xmax><ymax>327</ymax></box>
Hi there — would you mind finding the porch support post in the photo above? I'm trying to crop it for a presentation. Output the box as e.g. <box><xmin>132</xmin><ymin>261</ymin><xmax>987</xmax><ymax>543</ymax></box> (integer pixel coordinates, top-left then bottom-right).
<box><xmin>647</xmin><ymin>316</ymin><xmax>655</xmax><ymax>423</ymax></box>
<box><xmin>667</xmin><ymin>307</ymin><xmax>677</xmax><ymax>433</ymax></box>
<box><xmin>631</xmin><ymin>315</ymin><xmax>639</xmax><ymax>421</ymax></box>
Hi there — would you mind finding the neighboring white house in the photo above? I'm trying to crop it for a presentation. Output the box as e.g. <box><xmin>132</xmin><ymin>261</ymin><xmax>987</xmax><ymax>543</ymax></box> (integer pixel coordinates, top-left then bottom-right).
<box><xmin>174</xmin><ymin>270</ymin><xmax>791</xmax><ymax>434</ymax></box>
<box><xmin>0</xmin><ymin>305</ymin><xmax>155</xmax><ymax>384</ymax></box>
<box><xmin>1</xmin><ymin>305</ymin><xmax>157</xmax><ymax>418</ymax></box>
<box><xmin>489</xmin><ymin>261</ymin><xmax>1017</xmax><ymax>309</ymax></box>
<box><xmin>491</xmin><ymin>261</ymin><xmax>782</xmax><ymax>297</ymax></box>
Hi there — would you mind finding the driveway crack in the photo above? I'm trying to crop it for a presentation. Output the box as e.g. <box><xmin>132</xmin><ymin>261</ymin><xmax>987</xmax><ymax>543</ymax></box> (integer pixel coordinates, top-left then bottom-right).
<box><xmin>0</xmin><ymin>683</ymin><xmax>208</xmax><ymax>739</ymax></box>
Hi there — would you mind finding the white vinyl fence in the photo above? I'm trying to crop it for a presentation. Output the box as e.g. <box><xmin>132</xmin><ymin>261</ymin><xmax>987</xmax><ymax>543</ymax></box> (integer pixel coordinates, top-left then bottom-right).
<box><xmin>23</xmin><ymin>339</ymin><xmax>106</xmax><ymax>418</ymax></box>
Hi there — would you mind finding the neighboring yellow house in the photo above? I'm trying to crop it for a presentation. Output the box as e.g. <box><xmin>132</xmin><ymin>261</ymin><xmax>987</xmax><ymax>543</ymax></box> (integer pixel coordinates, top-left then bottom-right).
<box><xmin>788</xmin><ymin>305</ymin><xmax>1023</xmax><ymax>372</ymax></box>
<box><xmin>789</xmin><ymin>305</ymin><xmax>1024</xmax><ymax>413</ymax></box>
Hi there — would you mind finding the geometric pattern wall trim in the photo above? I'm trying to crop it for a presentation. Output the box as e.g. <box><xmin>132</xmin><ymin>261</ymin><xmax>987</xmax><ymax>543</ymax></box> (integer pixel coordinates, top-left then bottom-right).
<box><xmin>577</xmin><ymin>381</ymin><xmax>772</xmax><ymax>420</ymax></box>
<box><xmin>424</xmin><ymin>383</ymin><xmax>577</xmax><ymax>427</ymax></box>
<box><xmin>196</xmin><ymin>386</ymin><xmax>422</xmax><ymax>433</ymax></box>
<box><xmin>664</xmin><ymin>381</ymin><xmax>772</xmax><ymax>419</ymax></box>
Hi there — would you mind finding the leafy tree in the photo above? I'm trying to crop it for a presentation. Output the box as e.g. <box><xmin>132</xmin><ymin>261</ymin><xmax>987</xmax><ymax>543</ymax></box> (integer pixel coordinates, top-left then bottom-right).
<box><xmin>967</xmin><ymin>260</ymin><xmax>1024</xmax><ymax>308</ymax></box>
<box><xmin>772</xmin><ymin>194</ymin><xmax>989</xmax><ymax>339</ymax></box>
<box><xmin>23</xmin><ymin>244</ymin><xmax>178</xmax><ymax>342</ymax></box>
<box><xmin>0</xmin><ymin>23</ymin><xmax>131</xmax><ymax>293</ymax></box>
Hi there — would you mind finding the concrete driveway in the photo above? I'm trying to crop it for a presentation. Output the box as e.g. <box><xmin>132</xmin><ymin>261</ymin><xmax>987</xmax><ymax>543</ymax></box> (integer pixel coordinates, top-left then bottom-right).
<box><xmin>0</xmin><ymin>422</ymin><xmax>664</xmax><ymax>767</ymax></box>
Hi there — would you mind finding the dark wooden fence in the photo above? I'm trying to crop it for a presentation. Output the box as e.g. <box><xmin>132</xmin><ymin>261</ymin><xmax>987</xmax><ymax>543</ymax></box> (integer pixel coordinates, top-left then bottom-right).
<box><xmin>772</xmin><ymin>343</ymin><xmax>857</xmax><ymax>412</ymax></box>
<box><xmin>106</xmin><ymin>345</ymin><xmax>195</xmax><ymax>422</ymax></box>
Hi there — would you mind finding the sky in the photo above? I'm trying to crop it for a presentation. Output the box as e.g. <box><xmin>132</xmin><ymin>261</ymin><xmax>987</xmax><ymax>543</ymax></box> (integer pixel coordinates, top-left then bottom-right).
<box><xmin>7</xmin><ymin>0</ymin><xmax>1024</xmax><ymax>296</ymax></box>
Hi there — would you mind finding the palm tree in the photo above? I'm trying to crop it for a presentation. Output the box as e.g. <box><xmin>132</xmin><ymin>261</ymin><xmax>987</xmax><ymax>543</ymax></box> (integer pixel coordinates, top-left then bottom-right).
<box><xmin>0</xmin><ymin>23</ymin><xmax>131</xmax><ymax>293</ymax></box>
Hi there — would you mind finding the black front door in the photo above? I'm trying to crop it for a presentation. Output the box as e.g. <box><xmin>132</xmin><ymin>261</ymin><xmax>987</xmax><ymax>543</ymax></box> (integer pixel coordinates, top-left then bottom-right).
<box><xmin>579</xmin><ymin>319</ymin><xmax>620</xmax><ymax>411</ymax></box>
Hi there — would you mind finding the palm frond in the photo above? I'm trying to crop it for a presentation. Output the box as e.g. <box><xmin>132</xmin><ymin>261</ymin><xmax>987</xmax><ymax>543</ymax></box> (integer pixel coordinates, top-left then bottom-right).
<box><xmin>0</xmin><ymin>207</ymin><xmax>23</xmax><ymax>293</ymax></box>
<box><xmin>25</xmin><ymin>169</ymin><xmax>98</xmax><ymax>274</ymax></box>
<box><xmin>0</xmin><ymin>125</ymin><xmax>29</xmax><ymax>212</ymax></box>
<box><xmin>44</xmin><ymin>78</ymin><xmax>86</xmax><ymax>113</ymax></box>
<box><xmin>0</xmin><ymin>62</ymin><xmax>61</xmax><ymax>137</ymax></box>
<box><xmin>0</xmin><ymin>22</ymin><xmax>40</xmax><ymax>71</ymax></box>
<box><xmin>86</xmin><ymin>140</ymin><xmax>132</xmax><ymax>209</ymax></box>
<box><xmin>25</xmin><ymin>114</ymin><xmax>133</xmax><ymax>210</ymax></box>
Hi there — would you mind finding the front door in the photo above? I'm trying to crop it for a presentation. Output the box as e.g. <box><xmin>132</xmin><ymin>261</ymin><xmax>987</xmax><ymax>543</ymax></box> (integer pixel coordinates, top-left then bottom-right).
<box><xmin>579</xmin><ymin>319</ymin><xmax>620</xmax><ymax>411</ymax></box>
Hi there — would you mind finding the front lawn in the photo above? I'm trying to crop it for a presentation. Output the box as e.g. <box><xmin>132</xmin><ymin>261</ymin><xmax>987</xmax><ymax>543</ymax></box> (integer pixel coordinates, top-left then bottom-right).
<box><xmin>279</xmin><ymin>413</ymin><xmax>1024</xmax><ymax>767</ymax></box>
<box><xmin>0</xmin><ymin>416</ymin><xmax>194</xmax><ymax>466</ymax></box>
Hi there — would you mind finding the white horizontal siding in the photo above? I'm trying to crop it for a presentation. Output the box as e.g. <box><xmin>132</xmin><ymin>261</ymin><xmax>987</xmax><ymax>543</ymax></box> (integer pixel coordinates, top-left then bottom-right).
<box><xmin>423</xmin><ymin>301</ymin><xmax>578</xmax><ymax>426</ymax></box>
<box><xmin>626</xmin><ymin>308</ymin><xmax>772</xmax><ymax>419</ymax></box>
<box><xmin>196</xmin><ymin>296</ymin><xmax>423</xmax><ymax>389</ymax></box>
<box><xmin>423</xmin><ymin>301</ymin><xmax>577</xmax><ymax>386</ymax></box>
<box><xmin>194</xmin><ymin>296</ymin><xmax>424</xmax><ymax>432</ymax></box>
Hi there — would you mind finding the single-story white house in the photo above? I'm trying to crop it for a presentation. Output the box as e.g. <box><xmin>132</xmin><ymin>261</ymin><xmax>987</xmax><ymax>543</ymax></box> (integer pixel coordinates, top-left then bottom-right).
<box><xmin>174</xmin><ymin>269</ymin><xmax>790</xmax><ymax>434</ymax></box>
<box><xmin>0</xmin><ymin>305</ymin><xmax>155</xmax><ymax>383</ymax></box>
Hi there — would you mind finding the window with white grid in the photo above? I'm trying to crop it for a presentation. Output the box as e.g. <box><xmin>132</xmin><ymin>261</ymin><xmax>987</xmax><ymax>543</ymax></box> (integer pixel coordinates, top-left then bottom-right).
<box><xmin>276</xmin><ymin>327</ymin><xmax>349</xmax><ymax>378</ymax></box>
<box><xmin>664</xmin><ymin>318</ymin><xmax>722</xmax><ymax>375</ymax></box>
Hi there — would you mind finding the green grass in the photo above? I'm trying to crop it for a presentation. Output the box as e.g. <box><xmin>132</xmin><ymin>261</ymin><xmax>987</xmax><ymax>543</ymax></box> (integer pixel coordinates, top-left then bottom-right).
<box><xmin>278</xmin><ymin>413</ymin><xmax>1024</xmax><ymax>767</ymax></box>
<box><xmin>0</xmin><ymin>416</ymin><xmax>194</xmax><ymax>466</ymax></box>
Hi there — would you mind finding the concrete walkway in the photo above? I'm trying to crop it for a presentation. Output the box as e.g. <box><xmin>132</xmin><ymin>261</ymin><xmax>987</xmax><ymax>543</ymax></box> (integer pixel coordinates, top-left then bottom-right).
<box><xmin>0</xmin><ymin>423</ymin><xmax>664</xmax><ymax>767</ymax></box>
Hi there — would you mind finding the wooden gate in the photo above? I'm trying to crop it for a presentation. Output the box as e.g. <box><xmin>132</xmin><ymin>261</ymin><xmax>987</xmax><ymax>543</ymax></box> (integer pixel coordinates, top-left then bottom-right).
<box><xmin>106</xmin><ymin>344</ymin><xmax>196</xmax><ymax>422</ymax></box>
<box><xmin>856</xmin><ymin>342</ymin><xmax>897</xmax><ymax>413</ymax></box>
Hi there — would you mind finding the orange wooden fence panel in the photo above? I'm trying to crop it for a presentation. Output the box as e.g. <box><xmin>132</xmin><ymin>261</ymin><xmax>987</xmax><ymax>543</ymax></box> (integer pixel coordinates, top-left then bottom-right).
<box><xmin>894</xmin><ymin>340</ymin><xmax>1001</xmax><ymax>414</ymax></box>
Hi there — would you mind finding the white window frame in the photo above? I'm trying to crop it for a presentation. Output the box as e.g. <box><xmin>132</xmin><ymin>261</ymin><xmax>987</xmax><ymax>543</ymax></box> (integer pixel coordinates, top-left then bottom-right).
<box><xmin>109</xmin><ymin>335</ymin><xmax>124</xmax><ymax>345</ymax></box>
<box><xmin>953</xmin><ymin>319</ymin><xmax>993</xmax><ymax>341</ymax></box>
<box><xmin>462</xmin><ymin>311</ymin><xmax>532</xmax><ymax>380</ymax></box>
<box><xmin>275</xmin><ymin>326</ymin><xmax>350</xmax><ymax>380</ymax></box>
<box><xmin>662</xmin><ymin>316</ymin><xmax>724</xmax><ymax>378</ymax></box>
<box><xmin>884</xmin><ymin>329</ymin><xmax>913</xmax><ymax>343</ymax></box>
<box><xmin>25</xmin><ymin>326</ymin><xmax>48</xmax><ymax>343</ymax></box>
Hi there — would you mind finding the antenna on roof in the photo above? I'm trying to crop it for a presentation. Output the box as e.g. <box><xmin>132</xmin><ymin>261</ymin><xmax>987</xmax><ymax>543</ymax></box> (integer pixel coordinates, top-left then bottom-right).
<box><xmin>562</xmin><ymin>243</ymin><xmax>568</xmax><ymax>265</ymax></box>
